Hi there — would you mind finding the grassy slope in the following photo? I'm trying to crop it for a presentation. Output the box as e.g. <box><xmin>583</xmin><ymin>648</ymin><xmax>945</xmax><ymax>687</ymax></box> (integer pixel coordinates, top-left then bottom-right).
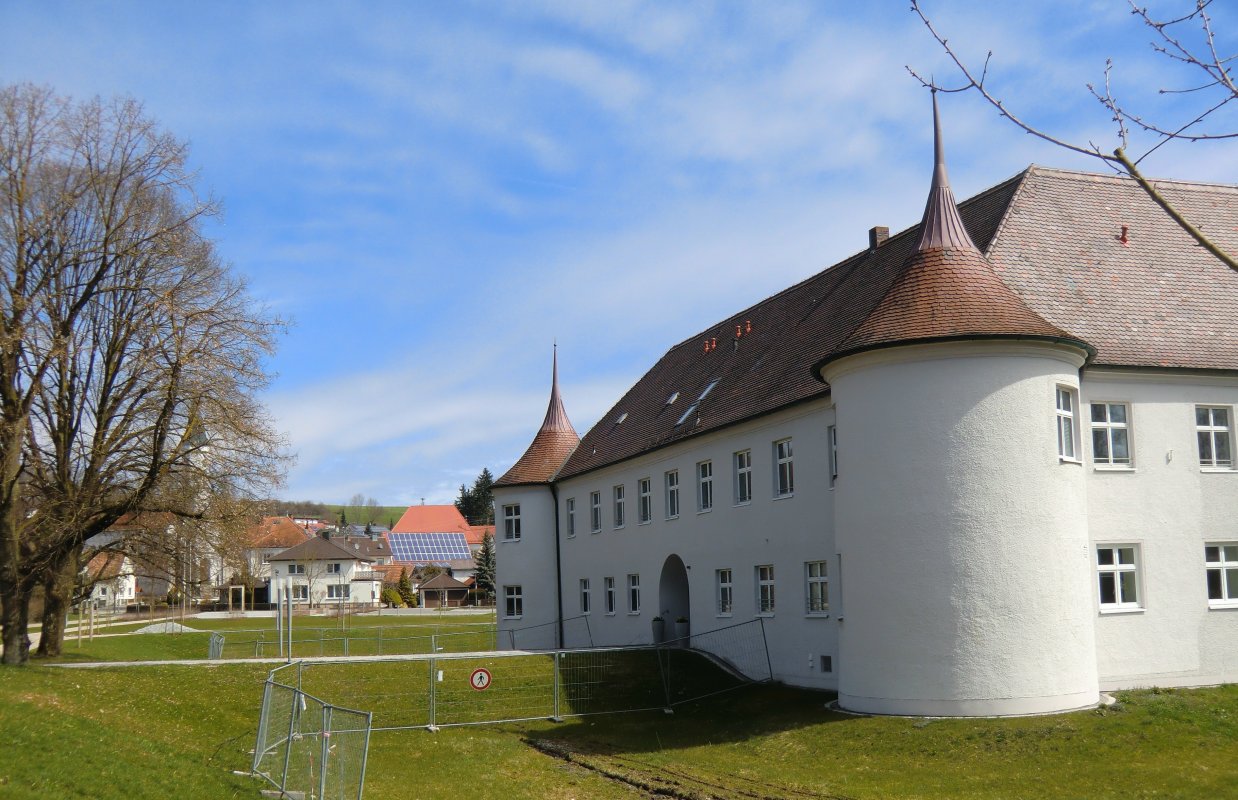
<box><xmin>4</xmin><ymin>621</ymin><xmax>1235</xmax><ymax>799</ymax></box>
<box><xmin>532</xmin><ymin>683</ymin><xmax>1238</xmax><ymax>799</ymax></box>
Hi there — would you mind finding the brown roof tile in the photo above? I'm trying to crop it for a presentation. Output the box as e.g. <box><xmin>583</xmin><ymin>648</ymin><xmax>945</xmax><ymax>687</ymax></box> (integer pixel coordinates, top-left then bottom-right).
<box><xmin>391</xmin><ymin>505</ymin><xmax>470</xmax><ymax>533</ymax></box>
<box><xmin>558</xmin><ymin>164</ymin><xmax>1237</xmax><ymax>481</ymax></box>
<box><xmin>496</xmin><ymin>348</ymin><xmax>580</xmax><ymax>486</ymax></box>
<box><xmin>249</xmin><ymin>516</ymin><xmax>312</xmax><ymax>549</ymax></box>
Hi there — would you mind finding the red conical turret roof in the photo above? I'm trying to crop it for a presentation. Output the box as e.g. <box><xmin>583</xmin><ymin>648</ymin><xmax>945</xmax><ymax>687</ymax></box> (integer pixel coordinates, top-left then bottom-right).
<box><xmin>821</xmin><ymin>93</ymin><xmax>1090</xmax><ymax>366</ymax></box>
<box><xmin>495</xmin><ymin>347</ymin><xmax>580</xmax><ymax>487</ymax></box>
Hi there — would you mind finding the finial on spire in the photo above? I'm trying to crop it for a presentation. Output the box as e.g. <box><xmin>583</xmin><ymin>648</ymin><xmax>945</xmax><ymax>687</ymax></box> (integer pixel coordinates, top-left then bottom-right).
<box><xmin>912</xmin><ymin>91</ymin><xmax>977</xmax><ymax>252</ymax></box>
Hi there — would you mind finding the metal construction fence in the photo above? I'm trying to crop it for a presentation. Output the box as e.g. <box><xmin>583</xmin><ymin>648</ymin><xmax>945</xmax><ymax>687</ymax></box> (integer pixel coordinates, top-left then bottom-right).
<box><xmin>263</xmin><ymin>618</ymin><xmax>772</xmax><ymax>734</ymax></box>
<box><xmin>209</xmin><ymin>622</ymin><xmax>497</xmax><ymax>660</ymax></box>
<box><xmin>253</xmin><ymin>662</ymin><xmax>372</xmax><ymax>800</ymax></box>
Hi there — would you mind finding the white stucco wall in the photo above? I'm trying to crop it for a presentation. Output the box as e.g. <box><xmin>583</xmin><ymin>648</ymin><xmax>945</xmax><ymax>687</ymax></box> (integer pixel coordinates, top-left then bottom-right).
<box><xmin>1081</xmin><ymin>370</ymin><xmax>1238</xmax><ymax>688</ymax></box>
<box><xmin>554</xmin><ymin>398</ymin><xmax>840</xmax><ymax>689</ymax></box>
<box><xmin>494</xmin><ymin>483</ymin><xmax>561</xmax><ymax>650</ymax></box>
<box><xmin>824</xmin><ymin>341</ymin><xmax>1100</xmax><ymax>716</ymax></box>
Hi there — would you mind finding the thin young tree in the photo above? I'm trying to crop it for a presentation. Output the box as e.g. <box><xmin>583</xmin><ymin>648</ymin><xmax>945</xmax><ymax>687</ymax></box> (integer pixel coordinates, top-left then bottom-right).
<box><xmin>909</xmin><ymin>0</ymin><xmax>1237</xmax><ymax>271</ymax></box>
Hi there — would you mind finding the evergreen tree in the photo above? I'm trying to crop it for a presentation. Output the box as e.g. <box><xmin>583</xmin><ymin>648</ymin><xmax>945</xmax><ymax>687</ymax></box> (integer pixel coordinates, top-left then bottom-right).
<box><xmin>471</xmin><ymin>468</ymin><xmax>495</xmax><ymax>525</ymax></box>
<box><xmin>397</xmin><ymin>567</ymin><xmax>416</xmax><ymax>607</ymax></box>
<box><xmin>454</xmin><ymin>483</ymin><xmax>472</xmax><ymax>522</ymax></box>
<box><xmin>474</xmin><ymin>532</ymin><xmax>496</xmax><ymax>602</ymax></box>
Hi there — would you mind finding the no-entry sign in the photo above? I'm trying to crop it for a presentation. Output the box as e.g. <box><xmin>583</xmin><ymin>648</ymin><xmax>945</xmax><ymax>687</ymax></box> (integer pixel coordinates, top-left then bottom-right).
<box><xmin>469</xmin><ymin>668</ymin><xmax>492</xmax><ymax>691</ymax></box>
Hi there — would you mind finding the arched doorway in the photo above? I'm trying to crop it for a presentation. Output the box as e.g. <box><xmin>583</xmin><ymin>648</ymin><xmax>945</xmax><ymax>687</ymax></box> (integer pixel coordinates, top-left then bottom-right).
<box><xmin>659</xmin><ymin>554</ymin><xmax>690</xmax><ymax>639</ymax></box>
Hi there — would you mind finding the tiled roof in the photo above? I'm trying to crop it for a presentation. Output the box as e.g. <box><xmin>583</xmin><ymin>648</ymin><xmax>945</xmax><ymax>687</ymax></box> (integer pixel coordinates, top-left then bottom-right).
<box><xmin>496</xmin><ymin>348</ymin><xmax>580</xmax><ymax>487</ymax></box>
<box><xmin>250</xmin><ymin>516</ymin><xmax>312</xmax><ymax>549</ymax></box>
<box><xmin>86</xmin><ymin>551</ymin><xmax>128</xmax><ymax>581</ymax></box>
<box><xmin>418</xmin><ymin>573</ymin><xmax>470</xmax><ymax>591</ymax></box>
<box><xmin>557</xmin><ymin>165</ymin><xmax>1238</xmax><ymax>481</ymax></box>
<box><xmin>988</xmin><ymin>168</ymin><xmax>1238</xmax><ymax>371</ymax></box>
<box><xmin>268</xmin><ymin>536</ymin><xmax>368</xmax><ymax>563</ymax></box>
<box><xmin>824</xmin><ymin>102</ymin><xmax>1084</xmax><ymax>365</ymax></box>
<box><xmin>391</xmin><ymin>505</ymin><xmax>470</xmax><ymax>533</ymax></box>
<box><xmin>334</xmin><ymin>535</ymin><xmax>391</xmax><ymax>560</ymax></box>
<box><xmin>466</xmin><ymin>525</ymin><xmax>492</xmax><ymax>546</ymax></box>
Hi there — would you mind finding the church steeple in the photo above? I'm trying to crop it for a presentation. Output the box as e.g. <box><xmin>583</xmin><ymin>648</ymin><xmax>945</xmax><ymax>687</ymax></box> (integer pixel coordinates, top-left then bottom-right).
<box><xmin>912</xmin><ymin>91</ymin><xmax>978</xmax><ymax>253</ymax></box>
<box><xmin>494</xmin><ymin>346</ymin><xmax>580</xmax><ymax>487</ymax></box>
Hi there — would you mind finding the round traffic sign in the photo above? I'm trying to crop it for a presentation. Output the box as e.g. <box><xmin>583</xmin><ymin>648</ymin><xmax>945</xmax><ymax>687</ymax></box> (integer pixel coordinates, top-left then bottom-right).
<box><xmin>469</xmin><ymin>667</ymin><xmax>492</xmax><ymax>691</ymax></box>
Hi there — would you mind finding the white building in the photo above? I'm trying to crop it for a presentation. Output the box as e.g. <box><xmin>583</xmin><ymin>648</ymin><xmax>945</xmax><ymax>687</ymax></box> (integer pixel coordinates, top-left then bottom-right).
<box><xmin>268</xmin><ymin>536</ymin><xmax>383</xmax><ymax>608</ymax></box>
<box><xmin>493</xmin><ymin>100</ymin><xmax>1238</xmax><ymax>717</ymax></box>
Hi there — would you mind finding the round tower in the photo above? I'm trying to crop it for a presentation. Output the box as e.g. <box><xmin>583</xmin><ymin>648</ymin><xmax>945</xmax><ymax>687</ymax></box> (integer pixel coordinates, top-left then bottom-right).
<box><xmin>815</xmin><ymin>95</ymin><xmax>1099</xmax><ymax>716</ymax></box>
<box><xmin>493</xmin><ymin>347</ymin><xmax>579</xmax><ymax>650</ymax></box>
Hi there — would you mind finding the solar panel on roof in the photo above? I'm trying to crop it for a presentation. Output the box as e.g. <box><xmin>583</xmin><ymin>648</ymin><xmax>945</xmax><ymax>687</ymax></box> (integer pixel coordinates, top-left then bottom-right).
<box><xmin>385</xmin><ymin>532</ymin><xmax>471</xmax><ymax>564</ymax></box>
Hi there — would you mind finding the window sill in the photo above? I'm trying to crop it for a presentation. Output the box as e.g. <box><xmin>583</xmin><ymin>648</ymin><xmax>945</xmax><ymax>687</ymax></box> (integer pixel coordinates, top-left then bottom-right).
<box><xmin>1093</xmin><ymin>465</ymin><xmax>1136</xmax><ymax>473</ymax></box>
<box><xmin>716</xmin><ymin>613</ymin><xmax>733</xmax><ymax>619</ymax></box>
<box><xmin>732</xmin><ymin>501</ymin><xmax>752</xmax><ymax>508</ymax></box>
<box><xmin>697</xmin><ymin>508</ymin><xmax>713</xmax><ymax>515</ymax></box>
<box><xmin>627</xmin><ymin>612</ymin><xmax>641</xmax><ymax>616</ymax></box>
<box><xmin>605</xmin><ymin>612</ymin><xmax>616</xmax><ymax>617</ymax></box>
<box><xmin>613</xmin><ymin>526</ymin><xmax>625</xmax><ymax>531</ymax></box>
<box><xmin>773</xmin><ymin>493</ymin><xmax>794</xmax><ymax>501</ymax></box>
<box><xmin>1200</xmin><ymin>467</ymin><xmax>1236</xmax><ymax>473</ymax></box>
<box><xmin>806</xmin><ymin>612</ymin><xmax>830</xmax><ymax>619</ymax></box>
<box><xmin>638</xmin><ymin>520</ymin><xmax>651</xmax><ymax>526</ymax></box>
<box><xmin>1059</xmin><ymin>457</ymin><xmax>1083</xmax><ymax>465</ymax></box>
<box><xmin>756</xmin><ymin>612</ymin><xmax>775</xmax><ymax>618</ymax></box>
<box><xmin>1099</xmin><ymin>607</ymin><xmax>1144</xmax><ymax>615</ymax></box>
<box><xmin>1207</xmin><ymin>602</ymin><xmax>1238</xmax><ymax>610</ymax></box>
<box><xmin>590</xmin><ymin>529</ymin><xmax>601</xmax><ymax>535</ymax></box>
<box><xmin>503</xmin><ymin>616</ymin><xmax>522</xmax><ymax>621</ymax></box>
<box><xmin>665</xmin><ymin>515</ymin><xmax>679</xmax><ymax>522</ymax></box>
<box><xmin>501</xmin><ymin>538</ymin><xmax>520</xmax><ymax>544</ymax></box>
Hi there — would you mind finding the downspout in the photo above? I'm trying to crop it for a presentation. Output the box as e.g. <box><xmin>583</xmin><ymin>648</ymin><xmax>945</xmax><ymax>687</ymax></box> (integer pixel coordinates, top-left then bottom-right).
<box><xmin>550</xmin><ymin>482</ymin><xmax>564</xmax><ymax>649</ymax></box>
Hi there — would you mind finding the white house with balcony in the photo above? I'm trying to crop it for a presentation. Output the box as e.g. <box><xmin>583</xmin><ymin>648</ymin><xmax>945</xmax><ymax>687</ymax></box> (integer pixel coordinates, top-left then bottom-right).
<box><xmin>492</xmin><ymin>98</ymin><xmax>1238</xmax><ymax>717</ymax></box>
<box><xmin>267</xmin><ymin>536</ymin><xmax>383</xmax><ymax>608</ymax></box>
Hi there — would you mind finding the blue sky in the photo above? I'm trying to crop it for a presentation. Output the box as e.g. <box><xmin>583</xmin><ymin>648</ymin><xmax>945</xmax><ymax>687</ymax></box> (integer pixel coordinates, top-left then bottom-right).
<box><xmin>2</xmin><ymin>1</ymin><xmax>1234</xmax><ymax>505</ymax></box>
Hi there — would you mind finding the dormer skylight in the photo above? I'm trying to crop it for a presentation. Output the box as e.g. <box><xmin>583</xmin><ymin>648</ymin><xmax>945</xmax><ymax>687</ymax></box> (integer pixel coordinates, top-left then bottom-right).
<box><xmin>616</xmin><ymin>412</ymin><xmax>628</xmax><ymax>425</ymax></box>
<box><xmin>698</xmin><ymin>379</ymin><xmax>719</xmax><ymax>401</ymax></box>
<box><xmin>666</xmin><ymin>392</ymin><xmax>679</xmax><ymax>405</ymax></box>
<box><xmin>675</xmin><ymin>403</ymin><xmax>698</xmax><ymax>426</ymax></box>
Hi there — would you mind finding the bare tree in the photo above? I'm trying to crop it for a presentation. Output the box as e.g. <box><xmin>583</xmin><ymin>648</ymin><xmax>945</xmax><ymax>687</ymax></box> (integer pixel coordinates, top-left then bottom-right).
<box><xmin>909</xmin><ymin>0</ymin><xmax>1237</xmax><ymax>272</ymax></box>
<box><xmin>0</xmin><ymin>84</ymin><xmax>287</xmax><ymax>663</ymax></box>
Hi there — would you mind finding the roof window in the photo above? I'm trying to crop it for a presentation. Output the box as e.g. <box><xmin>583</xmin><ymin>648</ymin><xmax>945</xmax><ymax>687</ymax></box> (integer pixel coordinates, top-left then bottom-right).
<box><xmin>698</xmin><ymin>380</ymin><xmax>719</xmax><ymax>401</ymax></box>
<box><xmin>675</xmin><ymin>403</ymin><xmax>699</xmax><ymax>426</ymax></box>
<box><xmin>666</xmin><ymin>392</ymin><xmax>679</xmax><ymax>405</ymax></box>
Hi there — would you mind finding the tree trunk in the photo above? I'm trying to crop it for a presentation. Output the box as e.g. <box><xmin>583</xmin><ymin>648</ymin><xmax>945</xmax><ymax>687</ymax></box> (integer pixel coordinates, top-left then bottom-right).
<box><xmin>1</xmin><ymin>578</ymin><xmax>32</xmax><ymax>665</ymax></box>
<box><xmin>35</xmin><ymin>548</ymin><xmax>79</xmax><ymax>658</ymax></box>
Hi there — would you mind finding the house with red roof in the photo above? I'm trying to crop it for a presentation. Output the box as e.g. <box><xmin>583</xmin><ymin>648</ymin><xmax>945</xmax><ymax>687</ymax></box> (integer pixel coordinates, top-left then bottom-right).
<box><xmin>84</xmin><ymin>551</ymin><xmax>136</xmax><ymax>612</ymax></box>
<box><xmin>494</xmin><ymin>96</ymin><xmax>1238</xmax><ymax>717</ymax></box>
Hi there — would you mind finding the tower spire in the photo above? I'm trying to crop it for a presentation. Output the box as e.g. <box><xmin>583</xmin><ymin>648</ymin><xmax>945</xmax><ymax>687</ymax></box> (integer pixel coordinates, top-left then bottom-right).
<box><xmin>912</xmin><ymin>91</ymin><xmax>978</xmax><ymax>252</ymax></box>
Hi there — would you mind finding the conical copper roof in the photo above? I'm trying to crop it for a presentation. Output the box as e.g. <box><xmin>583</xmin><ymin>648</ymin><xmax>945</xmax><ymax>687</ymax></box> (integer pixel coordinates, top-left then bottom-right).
<box><xmin>822</xmin><ymin>93</ymin><xmax>1090</xmax><ymax>365</ymax></box>
<box><xmin>495</xmin><ymin>348</ymin><xmax>580</xmax><ymax>487</ymax></box>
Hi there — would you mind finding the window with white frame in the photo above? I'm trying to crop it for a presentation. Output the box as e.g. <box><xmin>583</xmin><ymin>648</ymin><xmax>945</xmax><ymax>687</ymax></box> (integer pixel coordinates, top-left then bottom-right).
<box><xmin>502</xmin><ymin>504</ymin><xmax>521</xmax><ymax>541</ymax></box>
<box><xmin>1205</xmin><ymin>543</ymin><xmax>1238</xmax><ymax>607</ymax></box>
<box><xmin>828</xmin><ymin>425</ymin><xmax>838</xmax><ymax>487</ymax></box>
<box><xmin>1096</xmin><ymin>545</ymin><xmax>1141</xmax><ymax>610</ymax></box>
<box><xmin>806</xmin><ymin>561</ymin><xmax>828</xmax><ymax>614</ymax></box>
<box><xmin>627</xmin><ymin>574</ymin><xmax>641</xmax><ymax>613</ymax></box>
<box><xmin>503</xmin><ymin>585</ymin><xmax>523</xmax><ymax>619</ymax></box>
<box><xmin>288</xmin><ymin>563</ymin><xmax>305</xmax><ymax>575</ymax></box>
<box><xmin>604</xmin><ymin>576</ymin><xmax>616</xmax><ymax>614</ymax></box>
<box><xmin>774</xmin><ymin>439</ymin><xmax>794</xmax><ymax>496</ymax></box>
<box><xmin>613</xmin><ymin>485</ymin><xmax>625</xmax><ymax>528</ymax></box>
<box><xmin>1091</xmin><ymin>402</ymin><xmax>1132</xmax><ymax>466</ymax></box>
<box><xmin>734</xmin><ymin>450</ymin><xmax>752</xmax><ymax>504</ymax></box>
<box><xmin>327</xmin><ymin>562</ymin><xmax>341</xmax><ymax>574</ymax></box>
<box><xmin>580</xmin><ymin>578</ymin><xmax>591</xmax><ymax>614</ymax></box>
<box><xmin>697</xmin><ymin>460</ymin><xmax>713</xmax><ymax>512</ymax></box>
<box><xmin>590</xmin><ymin>491</ymin><xmax>601</xmax><ymax>532</ymax></box>
<box><xmin>1056</xmin><ymin>386</ymin><xmax>1080</xmax><ymax>460</ymax></box>
<box><xmin>327</xmin><ymin>584</ymin><xmax>348</xmax><ymax>600</ymax></box>
<box><xmin>665</xmin><ymin>470</ymin><xmax>680</xmax><ymax>519</ymax></box>
<box><xmin>566</xmin><ymin>497</ymin><xmax>576</xmax><ymax>537</ymax></box>
<box><xmin>756</xmin><ymin>564</ymin><xmax>775</xmax><ymax>614</ymax></box>
<box><xmin>291</xmin><ymin>584</ymin><xmax>308</xmax><ymax>601</ymax></box>
<box><xmin>1196</xmin><ymin>406</ymin><xmax>1234</xmax><ymax>468</ymax></box>
<box><xmin>716</xmin><ymin>569</ymin><xmax>733</xmax><ymax>615</ymax></box>
<box><xmin>638</xmin><ymin>478</ymin><xmax>652</xmax><ymax>523</ymax></box>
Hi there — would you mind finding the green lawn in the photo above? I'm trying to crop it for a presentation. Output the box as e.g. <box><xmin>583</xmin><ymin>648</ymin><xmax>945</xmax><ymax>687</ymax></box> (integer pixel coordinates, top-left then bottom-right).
<box><xmin>3</xmin><ymin>636</ymin><xmax>1235</xmax><ymax>799</ymax></box>
<box><xmin>48</xmin><ymin>611</ymin><xmax>497</xmax><ymax>663</ymax></box>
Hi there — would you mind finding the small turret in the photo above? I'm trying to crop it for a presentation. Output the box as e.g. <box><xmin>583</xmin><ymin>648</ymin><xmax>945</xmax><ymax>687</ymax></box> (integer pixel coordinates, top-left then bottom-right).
<box><xmin>495</xmin><ymin>347</ymin><xmax>580</xmax><ymax>487</ymax></box>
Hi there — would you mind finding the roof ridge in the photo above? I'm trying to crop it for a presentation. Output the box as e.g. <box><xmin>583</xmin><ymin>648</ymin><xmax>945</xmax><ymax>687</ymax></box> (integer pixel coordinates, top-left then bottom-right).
<box><xmin>1026</xmin><ymin>164</ymin><xmax>1238</xmax><ymax>192</ymax></box>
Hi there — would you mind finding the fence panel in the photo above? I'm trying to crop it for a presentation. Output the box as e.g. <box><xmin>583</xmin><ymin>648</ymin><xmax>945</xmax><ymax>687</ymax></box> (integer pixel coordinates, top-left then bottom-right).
<box><xmin>211</xmin><ymin>622</ymin><xmax>499</xmax><ymax>660</ymax></box>
<box><xmin>432</xmin><ymin>653</ymin><xmax>557</xmax><ymax>726</ymax></box>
